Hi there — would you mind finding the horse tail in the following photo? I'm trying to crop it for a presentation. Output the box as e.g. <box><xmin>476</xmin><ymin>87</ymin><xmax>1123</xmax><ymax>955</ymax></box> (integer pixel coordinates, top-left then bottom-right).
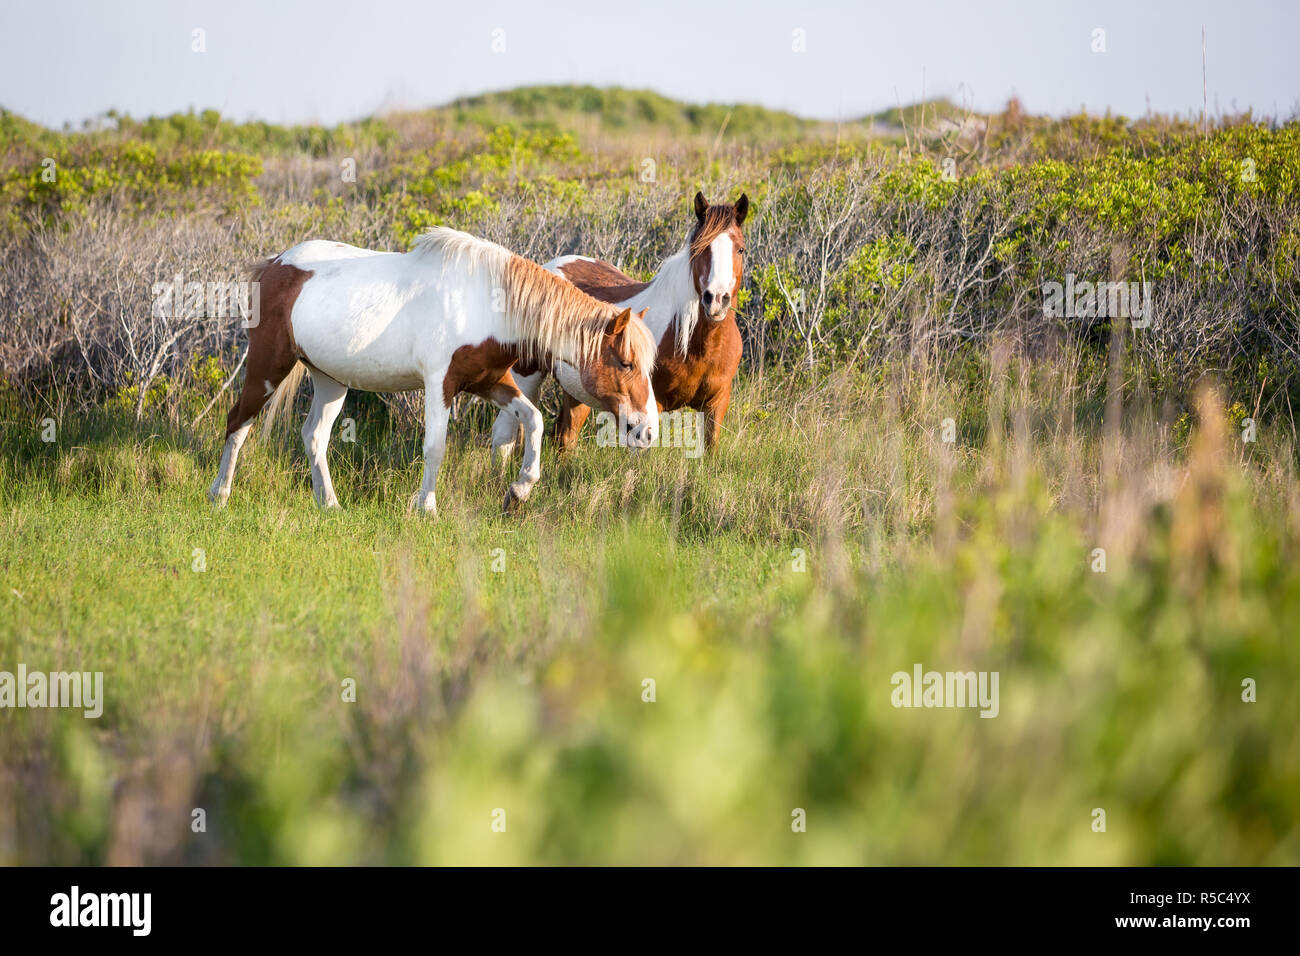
<box><xmin>261</xmin><ymin>361</ymin><xmax>306</xmax><ymax>441</ymax></box>
<box><xmin>243</xmin><ymin>255</ymin><xmax>305</xmax><ymax>441</ymax></box>
<box><xmin>246</xmin><ymin>257</ymin><xmax>274</xmax><ymax>282</ymax></box>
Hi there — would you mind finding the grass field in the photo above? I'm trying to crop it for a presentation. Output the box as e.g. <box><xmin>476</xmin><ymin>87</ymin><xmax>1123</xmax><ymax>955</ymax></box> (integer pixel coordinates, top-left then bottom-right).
<box><xmin>3</xmin><ymin>365</ymin><xmax>1298</xmax><ymax>865</ymax></box>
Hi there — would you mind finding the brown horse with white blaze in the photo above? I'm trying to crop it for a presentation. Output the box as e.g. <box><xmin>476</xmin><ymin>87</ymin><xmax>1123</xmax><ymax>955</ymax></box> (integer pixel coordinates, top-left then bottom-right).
<box><xmin>492</xmin><ymin>191</ymin><xmax>747</xmax><ymax>460</ymax></box>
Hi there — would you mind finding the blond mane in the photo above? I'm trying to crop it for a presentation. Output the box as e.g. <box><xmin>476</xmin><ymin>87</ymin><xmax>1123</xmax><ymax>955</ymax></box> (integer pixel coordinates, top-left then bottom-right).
<box><xmin>413</xmin><ymin>227</ymin><xmax>655</xmax><ymax>369</ymax></box>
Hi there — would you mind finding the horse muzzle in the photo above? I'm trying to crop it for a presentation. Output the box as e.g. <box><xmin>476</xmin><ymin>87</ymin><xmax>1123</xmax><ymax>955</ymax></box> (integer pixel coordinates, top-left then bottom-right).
<box><xmin>623</xmin><ymin>406</ymin><xmax>658</xmax><ymax>450</ymax></box>
<box><xmin>625</xmin><ymin>418</ymin><xmax>655</xmax><ymax>449</ymax></box>
<box><xmin>701</xmin><ymin>290</ymin><xmax>732</xmax><ymax>320</ymax></box>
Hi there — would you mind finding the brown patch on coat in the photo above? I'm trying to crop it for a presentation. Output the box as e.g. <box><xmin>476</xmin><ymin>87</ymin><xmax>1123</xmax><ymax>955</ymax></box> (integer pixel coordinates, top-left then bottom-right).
<box><xmin>652</xmin><ymin>307</ymin><xmax>742</xmax><ymax>418</ymax></box>
<box><xmin>443</xmin><ymin>337</ymin><xmax>521</xmax><ymax>408</ymax></box>
<box><xmin>510</xmin><ymin>357</ymin><xmax>546</xmax><ymax>378</ymax></box>
<box><xmin>558</xmin><ymin>259</ymin><xmax>650</xmax><ymax>303</ymax></box>
<box><xmin>222</xmin><ymin>258</ymin><xmax>313</xmax><ymax>437</ymax></box>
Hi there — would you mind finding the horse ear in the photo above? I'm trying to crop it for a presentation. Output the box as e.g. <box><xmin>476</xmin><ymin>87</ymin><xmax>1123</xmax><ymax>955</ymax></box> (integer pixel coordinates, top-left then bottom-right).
<box><xmin>607</xmin><ymin>308</ymin><xmax>632</xmax><ymax>335</ymax></box>
<box><xmin>636</xmin><ymin>308</ymin><xmax>648</xmax><ymax>321</ymax></box>
<box><xmin>694</xmin><ymin>191</ymin><xmax>708</xmax><ymax>223</ymax></box>
<box><xmin>735</xmin><ymin>193</ymin><xmax>749</xmax><ymax>225</ymax></box>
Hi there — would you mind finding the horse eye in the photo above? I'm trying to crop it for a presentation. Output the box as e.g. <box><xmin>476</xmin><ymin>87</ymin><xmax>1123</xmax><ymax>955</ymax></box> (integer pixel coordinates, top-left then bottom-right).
<box><xmin>620</xmin><ymin>358</ymin><xmax>634</xmax><ymax>370</ymax></box>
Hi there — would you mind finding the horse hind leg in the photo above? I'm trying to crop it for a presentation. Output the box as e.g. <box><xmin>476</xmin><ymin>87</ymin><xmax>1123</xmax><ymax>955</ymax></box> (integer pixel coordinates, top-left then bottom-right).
<box><xmin>208</xmin><ymin>352</ymin><xmax>300</xmax><ymax>507</ymax></box>
<box><xmin>301</xmin><ymin>369</ymin><xmax>348</xmax><ymax>508</ymax></box>
<box><xmin>209</xmin><ymin>419</ymin><xmax>254</xmax><ymax>507</ymax></box>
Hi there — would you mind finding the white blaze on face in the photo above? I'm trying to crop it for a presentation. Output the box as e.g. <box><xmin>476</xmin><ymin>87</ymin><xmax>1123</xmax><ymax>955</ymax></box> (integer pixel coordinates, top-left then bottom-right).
<box><xmin>703</xmin><ymin>233</ymin><xmax>735</xmax><ymax>318</ymax></box>
<box><xmin>612</xmin><ymin>371</ymin><xmax>657</xmax><ymax>449</ymax></box>
<box><xmin>637</xmin><ymin>374</ymin><xmax>658</xmax><ymax>448</ymax></box>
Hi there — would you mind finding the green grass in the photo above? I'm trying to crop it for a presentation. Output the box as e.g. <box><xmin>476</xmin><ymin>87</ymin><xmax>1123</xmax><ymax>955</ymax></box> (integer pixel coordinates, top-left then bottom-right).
<box><xmin>2</xmin><ymin>370</ymin><xmax>1298</xmax><ymax>865</ymax></box>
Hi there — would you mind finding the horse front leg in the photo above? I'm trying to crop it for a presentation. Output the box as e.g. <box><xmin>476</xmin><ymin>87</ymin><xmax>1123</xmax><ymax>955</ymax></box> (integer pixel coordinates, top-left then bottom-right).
<box><xmin>485</xmin><ymin>376</ymin><xmax>544</xmax><ymax>512</ymax></box>
<box><xmin>411</xmin><ymin>384</ymin><xmax>451</xmax><ymax>515</ymax></box>
<box><xmin>554</xmin><ymin>390</ymin><xmax>592</xmax><ymax>452</ymax></box>
<box><xmin>702</xmin><ymin>383</ymin><xmax>733</xmax><ymax>452</ymax></box>
<box><xmin>302</xmin><ymin>369</ymin><xmax>348</xmax><ymax>508</ymax></box>
<box><xmin>491</xmin><ymin>366</ymin><xmax>546</xmax><ymax>469</ymax></box>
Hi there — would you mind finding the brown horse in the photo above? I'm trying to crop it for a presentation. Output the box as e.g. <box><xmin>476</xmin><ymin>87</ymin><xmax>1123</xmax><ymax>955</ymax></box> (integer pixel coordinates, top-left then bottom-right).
<box><xmin>492</xmin><ymin>191</ymin><xmax>747</xmax><ymax>460</ymax></box>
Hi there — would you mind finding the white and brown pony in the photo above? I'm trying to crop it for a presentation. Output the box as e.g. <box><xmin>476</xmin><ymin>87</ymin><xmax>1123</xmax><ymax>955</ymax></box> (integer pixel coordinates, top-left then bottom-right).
<box><xmin>209</xmin><ymin>227</ymin><xmax>658</xmax><ymax>513</ymax></box>
<box><xmin>492</xmin><ymin>191</ymin><xmax>747</xmax><ymax>460</ymax></box>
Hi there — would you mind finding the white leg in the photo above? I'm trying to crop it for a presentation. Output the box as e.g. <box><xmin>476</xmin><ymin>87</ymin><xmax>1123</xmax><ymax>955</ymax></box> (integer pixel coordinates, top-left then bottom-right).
<box><xmin>411</xmin><ymin>384</ymin><xmax>451</xmax><ymax>515</ymax></box>
<box><xmin>301</xmin><ymin>370</ymin><xmax>348</xmax><ymax>508</ymax></box>
<box><xmin>503</xmin><ymin>393</ymin><xmax>544</xmax><ymax>505</ymax></box>
<box><xmin>209</xmin><ymin>421</ymin><xmax>253</xmax><ymax>507</ymax></box>
<box><xmin>491</xmin><ymin>368</ymin><xmax>546</xmax><ymax>467</ymax></box>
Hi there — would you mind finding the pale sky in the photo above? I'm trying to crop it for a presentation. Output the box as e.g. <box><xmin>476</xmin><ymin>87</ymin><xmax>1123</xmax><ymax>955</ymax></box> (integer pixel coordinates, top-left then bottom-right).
<box><xmin>2</xmin><ymin>0</ymin><xmax>1297</xmax><ymax>128</ymax></box>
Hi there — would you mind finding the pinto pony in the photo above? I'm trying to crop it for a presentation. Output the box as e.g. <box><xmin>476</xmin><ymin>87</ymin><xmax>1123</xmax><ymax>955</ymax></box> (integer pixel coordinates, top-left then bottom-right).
<box><xmin>209</xmin><ymin>228</ymin><xmax>658</xmax><ymax>513</ymax></box>
<box><xmin>492</xmin><ymin>191</ymin><xmax>747</xmax><ymax>461</ymax></box>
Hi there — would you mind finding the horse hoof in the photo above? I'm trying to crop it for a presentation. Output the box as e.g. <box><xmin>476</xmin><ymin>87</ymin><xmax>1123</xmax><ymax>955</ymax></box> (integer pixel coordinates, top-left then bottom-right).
<box><xmin>408</xmin><ymin>492</ymin><xmax>437</xmax><ymax>516</ymax></box>
<box><xmin>502</xmin><ymin>489</ymin><xmax>523</xmax><ymax>515</ymax></box>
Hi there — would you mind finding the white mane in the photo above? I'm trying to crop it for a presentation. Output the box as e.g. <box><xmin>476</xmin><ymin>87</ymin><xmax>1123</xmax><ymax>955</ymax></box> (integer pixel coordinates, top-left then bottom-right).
<box><xmin>633</xmin><ymin>242</ymin><xmax>701</xmax><ymax>357</ymax></box>
<box><xmin>411</xmin><ymin>225</ymin><xmax>513</xmax><ymax>275</ymax></box>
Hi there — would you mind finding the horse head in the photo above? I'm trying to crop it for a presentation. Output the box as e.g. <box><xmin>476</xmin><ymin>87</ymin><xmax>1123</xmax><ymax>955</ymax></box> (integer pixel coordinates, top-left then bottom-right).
<box><xmin>553</xmin><ymin>307</ymin><xmax>659</xmax><ymax>448</ymax></box>
<box><xmin>690</xmin><ymin>190</ymin><xmax>749</xmax><ymax>321</ymax></box>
